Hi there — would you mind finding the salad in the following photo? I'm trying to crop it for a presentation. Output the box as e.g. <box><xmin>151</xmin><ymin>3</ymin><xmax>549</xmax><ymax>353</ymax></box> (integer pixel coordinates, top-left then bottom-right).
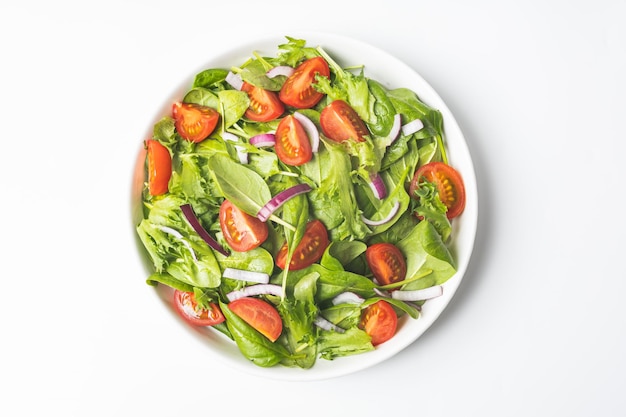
<box><xmin>136</xmin><ymin>36</ymin><xmax>466</xmax><ymax>369</ymax></box>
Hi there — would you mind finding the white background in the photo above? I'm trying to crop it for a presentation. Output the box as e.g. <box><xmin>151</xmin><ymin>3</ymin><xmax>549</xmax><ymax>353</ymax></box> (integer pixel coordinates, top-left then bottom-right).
<box><xmin>2</xmin><ymin>0</ymin><xmax>625</xmax><ymax>416</ymax></box>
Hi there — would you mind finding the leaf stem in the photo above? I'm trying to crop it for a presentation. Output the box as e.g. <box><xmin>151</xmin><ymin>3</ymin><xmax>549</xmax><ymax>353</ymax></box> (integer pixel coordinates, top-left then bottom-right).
<box><xmin>377</xmin><ymin>268</ymin><xmax>433</xmax><ymax>291</ymax></box>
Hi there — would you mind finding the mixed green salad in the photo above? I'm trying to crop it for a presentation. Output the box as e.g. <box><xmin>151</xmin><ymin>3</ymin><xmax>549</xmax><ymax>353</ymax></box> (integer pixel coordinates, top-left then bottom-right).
<box><xmin>136</xmin><ymin>36</ymin><xmax>466</xmax><ymax>368</ymax></box>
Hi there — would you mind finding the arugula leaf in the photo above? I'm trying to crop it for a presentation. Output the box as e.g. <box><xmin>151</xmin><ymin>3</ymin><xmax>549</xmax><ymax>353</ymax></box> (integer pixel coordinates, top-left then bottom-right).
<box><xmin>412</xmin><ymin>180</ymin><xmax>452</xmax><ymax>242</ymax></box>
<box><xmin>278</xmin><ymin>272</ymin><xmax>319</xmax><ymax>369</ymax></box>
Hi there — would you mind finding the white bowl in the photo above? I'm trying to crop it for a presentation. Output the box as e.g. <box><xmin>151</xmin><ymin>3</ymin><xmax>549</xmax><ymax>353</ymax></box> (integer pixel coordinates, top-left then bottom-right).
<box><xmin>130</xmin><ymin>32</ymin><xmax>478</xmax><ymax>381</ymax></box>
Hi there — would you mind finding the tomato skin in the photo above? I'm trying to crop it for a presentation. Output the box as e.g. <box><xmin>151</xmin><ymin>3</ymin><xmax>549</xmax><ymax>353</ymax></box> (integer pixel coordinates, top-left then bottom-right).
<box><xmin>274</xmin><ymin>114</ymin><xmax>313</xmax><ymax>166</ymax></box>
<box><xmin>173</xmin><ymin>290</ymin><xmax>225</xmax><ymax>327</ymax></box>
<box><xmin>276</xmin><ymin>220</ymin><xmax>329</xmax><ymax>271</ymax></box>
<box><xmin>279</xmin><ymin>57</ymin><xmax>330</xmax><ymax>109</ymax></box>
<box><xmin>228</xmin><ymin>297</ymin><xmax>283</xmax><ymax>342</ymax></box>
<box><xmin>219</xmin><ymin>199</ymin><xmax>268</xmax><ymax>252</ymax></box>
<box><xmin>360</xmin><ymin>300</ymin><xmax>398</xmax><ymax>346</ymax></box>
<box><xmin>409</xmin><ymin>162</ymin><xmax>466</xmax><ymax>219</ymax></box>
<box><xmin>241</xmin><ymin>82</ymin><xmax>284</xmax><ymax>122</ymax></box>
<box><xmin>172</xmin><ymin>101</ymin><xmax>219</xmax><ymax>143</ymax></box>
<box><xmin>146</xmin><ymin>139</ymin><xmax>172</xmax><ymax>196</ymax></box>
<box><xmin>319</xmin><ymin>100</ymin><xmax>370</xmax><ymax>143</ymax></box>
<box><xmin>365</xmin><ymin>243</ymin><xmax>407</xmax><ymax>287</ymax></box>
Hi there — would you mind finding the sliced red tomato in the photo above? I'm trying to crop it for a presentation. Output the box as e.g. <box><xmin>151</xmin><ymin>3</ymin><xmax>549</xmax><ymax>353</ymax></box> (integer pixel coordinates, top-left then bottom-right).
<box><xmin>365</xmin><ymin>242</ymin><xmax>407</xmax><ymax>287</ymax></box>
<box><xmin>279</xmin><ymin>56</ymin><xmax>330</xmax><ymax>109</ymax></box>
<box><xmin>409</xmin><ymin>161</ymin><xmax>466</xmax><ymax>219</ymax></box>
<box><xmin>359</xmin><ymin>300</ymin><xmax>398</xmax><ymax>346</ymax></box>
<box><xmin>241</xmin><ymin>81</ymin><xmax>284</xmax><ymax>122</ymax></box>
<box><xmin>146</xmin><ymin>139</ymin><xmax>172</xmax><ymax>196</ymax></box>
<box><xmin>319</xmin><ymin>100</ymin><xmax>369</xmax><ymax>143</ymax></box>
<box><xmin>274</xmin><ymin>114</ymin><xmax>313</xmax><ymax>166</ymax></box>
<box><xmin>173</xmin><ymin>290</ymin><xmax>225</xmax><ymax>327</ymax></box>
<box><xmin>276</xmin><ymin>220</ymin><xmax>329</xmax><ymax>271</ymax></box>
<box><xmin>219</xmin><ymin>199</ymin><xmax>268</xmax><ymax>252</ymax></box>
<box><xmin>172</xmin><ymin>101</ymin><xmax>219</xmax><ymax>143</ymax></box>
<box><xmin>228</xmin><ymin>297</ymin><xmax>283</xmax><ymax>342</ymax></box>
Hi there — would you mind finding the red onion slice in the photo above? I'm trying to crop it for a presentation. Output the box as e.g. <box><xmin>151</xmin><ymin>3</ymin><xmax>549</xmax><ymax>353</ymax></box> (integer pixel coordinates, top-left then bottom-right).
<box><xmin>391</xmin><ymin>285</ymin><xmax>443</xmax><ymax>301</ymax></box>
<box><xmin>313</xmin><ymin>315</ymin><xmax>346</xmax><ymax>333</ymax></box>
<box><xmin>266</xmin><ymin>65</ymin><xmax>295</xmax><ymax>78</ymax></box>
<box><xmin>387</xmin><ymin>114</ymin><xmax>402</xmax><ymax>145</ymax></box>
<box><xmin>223</xmin><ymin>132</ymin><xmax>248</xmax><ymax>164</ymax></box>
<box><xmin>249</xmin><ymin>133</ymin><xmax>276</xmax><ymax>147</ymax></box>
<box><xmin>226</xmin><ymin>284</ymin><xmax>284</xmax><ymax>302</ymax></box>
<box><xmin>293</xmin><ymin>112</ymin><xmax>320</xmax><ymax>152</ymax></box>
<box><xmin>257</xmin><ymin>183</ymin><xmax>312</xmax><ymax>222</ymax></box>
<box><xmin>361</xmin><ymin>201</ymin><xmax>401</xmax><ymax>226</ymax></box>
<box><xmin>401</xmin><ymin>118</ymin><xmax>424</xmax><ymax>136</ymax></box>
<box><xmin>368</xmin><ymin>173</ymin><xmax>387</xmax><ymax>199</ymax></box>
<box><xmin>331</xmin><ymin>291</ymin><xmax>365</xmax><ymax>306</ymax></box>
<box><xmin>225</xmin><ymin>71</ymin><xmax>243</xmax><ymax>91</ymax></box>
<box><xmin>222</xmin><ymin>267</ymin><xmax>270</xmax><ymax>284</ymax></box>
<box><xmin>180</xmin><ymin>204</ymin><xmax>229</xmax><ymax>256</ymax></box>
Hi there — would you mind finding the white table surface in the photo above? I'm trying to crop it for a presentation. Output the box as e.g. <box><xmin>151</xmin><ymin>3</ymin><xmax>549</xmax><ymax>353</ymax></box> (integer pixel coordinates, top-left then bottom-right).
<box><xmin>2</xmin><ymin>1</ymin><xmax>625</xmax><ymax>416</ymax></box>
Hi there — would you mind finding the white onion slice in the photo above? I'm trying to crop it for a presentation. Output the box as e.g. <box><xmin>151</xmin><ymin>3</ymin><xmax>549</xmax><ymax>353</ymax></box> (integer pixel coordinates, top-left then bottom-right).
<box><xmin>223</xmin><ymin>132</ymin><xmax>248</xmax><ymax>164</ymax></box>
<box><xmin>249</xmin><ymin>133</ymin><xmax>276</xmax><ymax>147</ymax></box>
<box><xmin>391</xmin><ymin>285</ymin><xmax>443</xmax><ymax>301</ymax></box>
<box><xmin>387</xmin><ymin>114</ymin><xmax>402</xmax><ymax>145</ymax></box>
<box><xmin>257</xmin><ymin>183</ymin><xmax>312</xmax><ymax>222</ymax></box>
<box><xmin>158</xmin><ymin>225</ymin><xmax>197</xmax><ymax>261</ymax></box>
<box><xmin>361</xmin><ymin>201</ymin><xmax>401</xmax><ymax>226</ymax></box>
<box><xmin>222</xmin><ymin>267</ymin><xmax>270</xmax><ymax>284</ymax></box>
<box><xmin>368</xmin><ymin>173</ymin><xmax>387</xmax><ymax>199</ymax></box>
<box><xmin>266</xmin><ymin>65</ymin><xmax>295</xmax><ymax>78</ymax></box>
<box><xmin>401</xmin><ymin>118</ymin><xmax>424</xmax><ymax>136</ymax></box>
<box><xmin>374</xmin><ymin>287</ymin><xmax>391</xmax><ymax>298</ymax></box>
<box><xmin>226</xmin><ymin>284</ymin><xmax>284</xmax><ymax>302</ymax></box>
<box><xmin>331</xmin><ymin>292</ymin><xmax>365</xmax><ymax>306</ymax></box>
<box><xmin>313</xmin><ymin>316</ymin><xmax>345</xmax><ymax>333</ymax></box>
<box><xmin>293</xmin><ymin>112</ymin><xmax>320</xmax><ymax>152</ymax></box>
<box><xmin>225</xmin><ymin>71</ymin><xmax>243</xmax><ymax>91</ymax></box>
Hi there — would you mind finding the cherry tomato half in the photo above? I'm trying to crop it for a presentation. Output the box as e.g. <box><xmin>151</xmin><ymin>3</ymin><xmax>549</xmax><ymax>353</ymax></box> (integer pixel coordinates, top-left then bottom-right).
<box><xmin>409</xmin><ymin>161</ymin><xmax>466</xmax><ymax>219</ymax></box>
<box><xmin>365</xmin><ymin>242</ymin><xmax>407</xmax><ymax>287</ymax></box>
<box><xmin>359</xmin><ymin>300</ymin><xmax>398</xmax><ymax>346</ymax></box>
<box><xmin>219</xmin><ymin>199</ymin><xmax>268</xmax><ymax>252</ymax></box>
<box><xmin>279</xmin><ymin>57</ymin><xmax>330</xmax><ymax>109</ymax></box>
<box><xmin>172</xmin><ymin>101</ymin><xmax>219</xmax><ymax>143</ymax></box>
<box><xmin>319</xmin><ymin>100</ymin><xmax>370</xmax><ymax>143</ymax></box>
<box><xmin>274</xmin><ymin>114</ymin><xmax>313</xmax><ymax>166</ymax></box>
<box><xmin>228</xmin><ymin>297</ymin><xmax>283</xmax><ymax>342</ymax></box>
<box><xmin>173</xmin><ymin>290</ymin><xmax>225</xmax><ymax>327</ymax></box>
<box><xmin>241</xmin><ymin>81</ymin><xmax>284</xmax><ymax>122</ymax></box>
<box><xmin>276</xmin><ymin>220</ymin><xmax>329</xmax><ymax>271</ymax></box>
<box><xmin>146</xmin><ymin>139</ymin><xmax>172</xmax><ymax>196</ymax></box>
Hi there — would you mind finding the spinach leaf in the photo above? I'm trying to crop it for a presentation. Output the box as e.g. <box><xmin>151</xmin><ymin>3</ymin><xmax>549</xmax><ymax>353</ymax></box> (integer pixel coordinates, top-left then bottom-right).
<box><xmin>207</xmin><ymin>154</ymin><xmax>271</xmax><ymax>216</ymax></box>
<box><xmin>192</xmin><ymin>68</ymin><xmax>229</xmax><ymax>88</ymax></box>
<box><xmin>217</xmin><ymin>90</ymin><xmax>249</xmax><ymax>128</ymax></box>
<box><xmin>320</xmin><ymin>240</ymin><xmax>367</xmax><ymax>271</ymax></box>
<box><xmin>221</xmin><ymin>302</ymin><xmax>290</xmax><ymax>367</ymax></box>
<box><xmin>387</xmin><ymin>88</ymin><xmax>448</xmax><ymax>164</ymax></box>
<box><xmin>367</xmin><ymin>79</ymin><xmax>396</xmax><ymax>137</ymax></box>
<box><xmin>183</xmin><ymin>87</ymin><xmax>220</xmax><ymax>109</ymax></box>
<box><xmin>397</xmin><ymin>221</ymin><xmax>456</xmax><ymax>290</ymax></box>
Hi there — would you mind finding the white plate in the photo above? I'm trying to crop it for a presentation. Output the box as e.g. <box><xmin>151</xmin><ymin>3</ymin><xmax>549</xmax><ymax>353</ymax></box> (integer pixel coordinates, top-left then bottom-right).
<box><xmin>130</xmin><ymin>32</ymin><xmax>478</xmax><ymax>381</ymax></box>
